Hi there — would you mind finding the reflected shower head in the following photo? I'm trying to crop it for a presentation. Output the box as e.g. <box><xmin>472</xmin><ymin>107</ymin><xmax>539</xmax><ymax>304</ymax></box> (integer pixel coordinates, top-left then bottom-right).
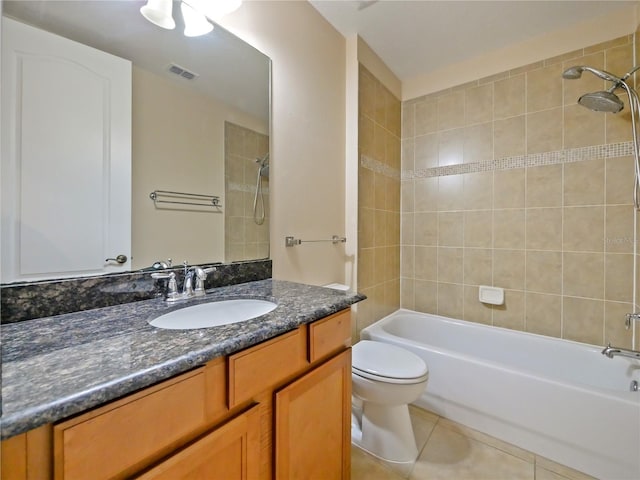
<box><xmin>562</xmin><ymin>65</ymin><xmax>623</xmax><ymax>84</ymax></box>
<box><xmin>578</xmin><ymin>91</ymin><xmax>625</xmax><ymax>113</ymax></box>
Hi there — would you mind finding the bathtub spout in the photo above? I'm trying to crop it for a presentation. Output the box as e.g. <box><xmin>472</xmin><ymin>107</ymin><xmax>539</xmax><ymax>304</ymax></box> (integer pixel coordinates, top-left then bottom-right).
<box><xmin>601</xmin><ymin>343</ymin><xmax>640</xmax><ymax>360</ymax></box>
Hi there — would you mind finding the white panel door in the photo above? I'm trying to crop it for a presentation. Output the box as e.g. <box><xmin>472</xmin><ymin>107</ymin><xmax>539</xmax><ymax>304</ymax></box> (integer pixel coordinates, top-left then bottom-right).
<box><xmin>1</xmin><ymin>17</ymin><xmax>132</xmax><ymax>282</ymax></box>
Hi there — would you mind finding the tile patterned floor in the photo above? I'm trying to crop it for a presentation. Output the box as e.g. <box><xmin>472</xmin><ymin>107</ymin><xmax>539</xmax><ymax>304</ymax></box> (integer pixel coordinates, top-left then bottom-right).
<box><xmin>351</xmin><ymin>406</ymin><xmax>598</xmax><ymax>480</ymax></box>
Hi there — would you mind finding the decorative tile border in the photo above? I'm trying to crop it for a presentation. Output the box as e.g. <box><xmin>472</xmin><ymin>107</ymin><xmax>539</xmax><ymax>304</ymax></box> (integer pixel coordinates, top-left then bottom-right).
<box><xmin>360</xmin><ymin>154</ymin><xmax>401</xmax><ymax>180</ymax></box>
<box><xmin>401</xmin><ymin>142</ymin><xmax>634</xmax><ymax>180</ymax></box>
<box><xmin>228</xmin><ymin>181</ymin><xmax>270</xmax><ymax>194</ymax></box>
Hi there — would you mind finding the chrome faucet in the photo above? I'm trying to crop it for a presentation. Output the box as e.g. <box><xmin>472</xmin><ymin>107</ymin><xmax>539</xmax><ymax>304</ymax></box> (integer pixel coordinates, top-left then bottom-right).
<box><xmin>151</xmin><ymin>262</ymin><xmax>215</xmax><ymax>303</ymax></box>
<box><xmin>601</xmin><ymin>343</ymin><xmax>640</xmax><ymax>360</ymax></box>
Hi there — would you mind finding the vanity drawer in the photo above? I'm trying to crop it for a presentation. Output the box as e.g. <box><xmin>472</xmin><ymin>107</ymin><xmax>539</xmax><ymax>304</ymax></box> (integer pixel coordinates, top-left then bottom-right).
<box><xmin>54</xmin><ymin>368</ymin><xmax>208</xmax><ymax>480</ymax></box>
<box><xmin>228</xmin><ymin>328</ymin><xmax>307</xmax><ymax>408</ymax></box>
<box><xmin>308</xmin><ymin>309</ymin><xmax>351</xmax><ymax>363</ymax></box>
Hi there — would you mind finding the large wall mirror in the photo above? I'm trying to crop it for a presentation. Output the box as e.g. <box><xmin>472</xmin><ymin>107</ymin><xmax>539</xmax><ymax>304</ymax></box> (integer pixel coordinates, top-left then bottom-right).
<box><xmin>1</xmin><ymin>0</ymin><xmax>270</xmax><ymax>283</ymax></box>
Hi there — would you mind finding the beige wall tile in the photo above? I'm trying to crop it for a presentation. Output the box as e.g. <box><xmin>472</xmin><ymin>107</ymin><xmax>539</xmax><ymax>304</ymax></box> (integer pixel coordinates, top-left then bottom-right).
<box><xmin>438</xmin><ymin>128</ymin><xmax>464</xmax><ymax>166</ymax></box>
<box><xmin>401</xmin><ymin>245</ymin><xmax>414</xmax><ymax>278</ymax></box>
<box><xmin>526</xmin><ymin>164</ymin><xmax>563</xmax><ymax>208</ymax></box>
<box><xmin>605</xmin><ymin>253</ymin><xmax>633</xmax><ymax>302</ymax></box>
<box><xmin>605</xmin><ymin>205</ymin><xmax>634</xmax><ymax>253</ymax></box>
<box><xmin>358</xmin><ymin>248</ymin><xmax>374</xmax><ymax>289</ymax></box>
<box><xmin>564</xmin><ymin>104</ymin><xmax>605</xmax><ymax>149</ymax></box>
<box><xmin>415</xmin><ymin>246</ymin><xmax>437</xmax><ymax>281</ymax></box>
<box><xmin>464</xmin><ymin>248</ymin><xmax>493</xmax><ymax>286</ymax></box>
<box><xmin>494</xmin><ymin>115</ymin><xmax>526</xmax><ymax>159</ymax></box>
<box><xmin>526</xmin><ymin>207</ymin><xmax>563</xmax><ymax>250</ymax></box>
<box><xmin>415</xmin><ymin>99</ymin><xmax>438</xmax><ymax>136</ymax></box>
<box><xmin>463</xmin><ymin>285</ymin><xmax>493</xmax><ymax>324</ymax></box>
<box><xmin>415</xmin><ymin>212</ymin><xmax>438</xmax><ymax>246</ymax></box>
<box><xmin>563</xmin><ymin>159</ymin><xmax>605</xmax><ymax>206</ymax></box>
<box><xmin>563</xmin><ymin>296</ymin><xmax>604</xmax><ymax>345</ymax></box>
<box><xmin>401</xmin><ymin>277</ymin><xmax>415</xmax><ymax>310</ymax></box>
<box><xmin>402</xmin><ymin>138</ymin><xmax>415</xmax><ymax>171</ymax></box>
<box><xmin>463</xmin><ymin>171</ymin><xmax>493</xmax><ymax>210</ymax></box>
<box><xmin>437</xmin><ymin>282</ymin><xmax>464</xmax><ymax>318</ymax></box>
<box><xmin>526</xmin><ymin>108</ymin><xmax>563</xmax><ymax>154</ymax></box>
<box><xmin>527</xmin><ymin>63</ymin><xmax>563</xmax><ymax>112</ymax></box>
<box><xmin>525</xmin><ymin>292</ymin><xmax>562</xmax><ymax>337</ymax></box>
<box><xmin>465</xmin><ymin>83</ymin><xmax>493</xmax><ymax>125</ymax></box>
<box><xmin>437</xmin><ymin>175</ymin><xmax>464</xmax><ymax>211</ymax></box>
<box><xmin>606</xmin><ymin>156</ymin><xmax>634</xmax><ymax>205</ymax></box>
<box><xmin>359</xmin><ymin>167</ymin><xmax>375</xmax><ymax>209</ymax></box>
<box><xmin>494</xmin><ymin>74</ymin><xmax>525</xmax><ymax>120</ymax></box>
<box><xmin>374</xmin><ymin>209</ymin><xmax>387</xmax><ymax>247</ymax></box>
<box><xmin>438</xmin><ymin>247</ymin><xmax>463</xmax><ymax>283</ymax></box>
<box><xmin>563</xmin><ymin>206</ymin><xmax>604</xmax><ymax>252</ymax></box>
<box><xmin>464</xmin><ymin>123</ymin><xmax>493</xmax><ymax>164</ymax></box>
<box><xmin>493</xmin><ymin>249</ymin><xmax>525</xmax><ymax>290</ymax></box>
<box><xmin>605</xmin><ymin>96</ymin><xmax>632</xmax><ymax>144</ymax></box>
<box><xmin>604</xmin><ymin>301</ymin><xmax>634</xmax><ymax>349</ymax></box>
<box><xmin>373</xmin><ymin>123</ymin><xmax>386</xmax><ymax>163</ymax></box>
<box><xmin>464</xmin><ymin>210</ymin><xmax>493</xmax><ymax>248</ymax></box>
<box><xmin>415</xmin><ymin>177</ymin><xmax>438</xmax><ymax>211</ymax></box>
<box><xmin>526</xmin><ymin>250</ymin><xmax>562</xmax><ymax>294</ymax></box>
<box><xmin>437</xmin><ymin>91</ymin><xmax>465</xmax><ymax>130</ymax></box>
<box><xmin>493</xmin><ymin>209</ymin><xmax>525</xmax><ymax>249</ymax></box>
<box><xmin>359</xmin><ymin>207</ymin><xmax>375</xmax><ymax>249</ymax></box>
<box><xmin>402</xmin><ymin>104</ymin><xmax>415</xmax><ymax>140</ymax></box>
<box><xmin>373</xmin><ymin>247</ymin><xmax>386</xmax><ymax>285</ymax></box>
<box><xmin>359</xmin><ymin>67</ymin><xmax>376</xmax><ymax>119</ymax></box>
<box><xmin>605</xmin><ymin>43</ymin><xmax>633</xmax><ymax>77</ymax></box>
<box><xmin>438</xmin><ymin>211</ymin><xmax>464</xmax><ymax>246</ymax></box>
<box><xmin>374</xmin><ymin>171</ymin><xmax>386</xmax><ymax>210</ymax></box>
<box><xmin>414</xmin><ymin>279</ymin><xmax>438</xmax><ymax>314</ymax></box>
<box><xmin>401</xmin><ymin>179</ymin><xmax>415</xmax><ymax>212</ymax></box>
<box><xmin>492</xmin><ymin>289</ymin><xmax>525</xmax><ymax>331</ymax></box>
<box><xmin>402</xmin><ymin>212</ymin><xmax>415</xmax><ymax>245</ymax></box>
<box><xmin>494</xmin><ymin>168</ymin><xmax>525</xmax><ymax>209</ymax></box>
<box><xmin>415</xmin><ymin>133</ymin><xmax>438</xmax><ymax>170</ymax></box>
<box><xmin>563</xmin><ymin>252</ymin><xmax>604</xmax><ymax>299</ymax></box>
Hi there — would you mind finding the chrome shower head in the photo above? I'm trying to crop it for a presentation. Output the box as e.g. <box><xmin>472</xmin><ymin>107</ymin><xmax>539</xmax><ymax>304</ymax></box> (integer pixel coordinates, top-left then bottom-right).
<box><xmin>578</xmin><ymin>90</ymin><xmax>625</xmax><ymax>113</ymax></box>
<box><xmin>562</xmin><ymin>65</ymin><xmax>623</xmax><ymax>84</ymax></box>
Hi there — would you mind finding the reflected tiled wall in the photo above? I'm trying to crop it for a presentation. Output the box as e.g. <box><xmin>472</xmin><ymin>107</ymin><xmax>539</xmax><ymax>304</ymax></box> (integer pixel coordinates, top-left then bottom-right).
<box><xmin>224</xmin><ymin>122</ymin><xmax>270</xmax><ymax>262</ymax></box>
<box><xmin>357</xmin><ymin>65</ymin><xmax>402</xmax><ymax>336</ymax></box>
<box><xmin>401</xmin><ymin>35</ymin><xmax>639</xmax><ymax>348</ymax></box>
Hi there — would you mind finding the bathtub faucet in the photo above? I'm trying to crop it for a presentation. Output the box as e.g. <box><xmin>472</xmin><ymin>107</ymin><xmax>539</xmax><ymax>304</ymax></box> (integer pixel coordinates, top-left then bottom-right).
<box><xmin>601</xmin><ymin>343</ymin><xmax>640</xmax><ymax>360</ymax></box>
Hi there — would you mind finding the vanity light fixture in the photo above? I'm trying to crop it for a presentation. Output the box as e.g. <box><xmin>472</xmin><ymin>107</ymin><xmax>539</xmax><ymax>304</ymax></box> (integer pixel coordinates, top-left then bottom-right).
<box><xmin>140</xmin><ymin>0</ymin><xmax>243</xmax><ymax>37</ymax></box>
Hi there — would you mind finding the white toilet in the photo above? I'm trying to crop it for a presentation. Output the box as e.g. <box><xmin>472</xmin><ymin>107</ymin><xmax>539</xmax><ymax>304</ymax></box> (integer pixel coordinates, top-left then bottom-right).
<box><xmin>351</xmin><ymin>340</ymin><xmax>429</xmax><ymax>464</ymax></box>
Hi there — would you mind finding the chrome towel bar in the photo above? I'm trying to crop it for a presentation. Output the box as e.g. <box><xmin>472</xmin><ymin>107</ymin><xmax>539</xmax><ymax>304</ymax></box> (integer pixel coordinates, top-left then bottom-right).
<box><xmin>285</xmin><ymin>235</ymin><xmax>346</xmax><ymax>247</ymax></box>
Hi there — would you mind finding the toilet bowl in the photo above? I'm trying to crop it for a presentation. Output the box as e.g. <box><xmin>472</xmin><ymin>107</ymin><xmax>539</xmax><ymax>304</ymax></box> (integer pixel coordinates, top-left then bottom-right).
<box><xmin>351</xmin><ymin>340</ymin><xmax>429</xmax><ymax>464</ymax></box>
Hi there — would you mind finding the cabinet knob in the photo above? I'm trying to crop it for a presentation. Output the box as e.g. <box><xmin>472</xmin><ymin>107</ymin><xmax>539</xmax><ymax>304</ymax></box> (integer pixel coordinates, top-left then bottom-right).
<box><xmin>106</xmin><ymin>254</ymin><xmax>128</xmax><ymax>264</ymax></box>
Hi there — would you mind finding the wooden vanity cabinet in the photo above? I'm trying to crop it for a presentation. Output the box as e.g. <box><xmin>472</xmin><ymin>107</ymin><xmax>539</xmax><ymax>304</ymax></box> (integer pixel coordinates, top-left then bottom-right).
<box><xmin>1</xmin><ymin>309</ymin><xmax>352</xmax><ymax>480</ymax></box>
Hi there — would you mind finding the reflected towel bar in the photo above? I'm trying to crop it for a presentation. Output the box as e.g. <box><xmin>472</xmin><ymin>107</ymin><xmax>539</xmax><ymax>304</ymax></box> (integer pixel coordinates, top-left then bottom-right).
<box><xmin>150</xmin><ymin>190</ymin><xmax>222</xmax><ymax>208</ymax></box>
<box><xmin>285</xmin><ymin>235</ymin><xmax>346</xmax><ymax>247</ymax></box>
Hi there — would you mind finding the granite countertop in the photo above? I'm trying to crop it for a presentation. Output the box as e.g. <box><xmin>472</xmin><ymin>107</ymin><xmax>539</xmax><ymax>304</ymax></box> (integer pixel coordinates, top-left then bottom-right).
<box><xmin>0</xmin><ymin>279</ymin><xmax>365</xmax><ymax>440</ymax></box>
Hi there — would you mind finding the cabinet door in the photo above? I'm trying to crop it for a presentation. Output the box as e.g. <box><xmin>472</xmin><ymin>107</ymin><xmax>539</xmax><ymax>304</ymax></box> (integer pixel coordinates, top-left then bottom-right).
<box><xmin>136</xmin><ymin>405</ymin><xmax>260</xmax><ymax>480</ymax></box>
<box><xmin>1</xmin><ymin>17</ymin><xmax>131</xmax><ymax>282</ymax></box>
<box><xmin>275</xmin><ymin>349</ymin><xmax>351</xmax><ymax>480</ymax></box>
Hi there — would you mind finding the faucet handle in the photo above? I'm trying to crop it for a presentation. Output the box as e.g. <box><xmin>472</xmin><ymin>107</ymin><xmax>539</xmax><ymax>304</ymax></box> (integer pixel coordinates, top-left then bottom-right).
<box><xmin>151</xmin><ymin>272</ymin><xmax>179</xmax><ymax>300</ymax></box>
<box><xmin>193</xmin><ymin>266</ymin><xmax>216</xmax><ymax>296</ymax></box>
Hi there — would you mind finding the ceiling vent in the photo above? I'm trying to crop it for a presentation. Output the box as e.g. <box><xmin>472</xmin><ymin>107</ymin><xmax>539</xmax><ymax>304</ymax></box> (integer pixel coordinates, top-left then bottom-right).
<box><xmin>167</xmin><ymin>63</ymin><xmax>199</xmax><ymax>80</ymax></box>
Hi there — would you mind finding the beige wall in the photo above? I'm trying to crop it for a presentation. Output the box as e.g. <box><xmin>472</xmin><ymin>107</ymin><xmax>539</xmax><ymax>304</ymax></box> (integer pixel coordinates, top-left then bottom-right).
<box><xmin>401</xmin><ymin>35</ymin><xmax>639</xmax><ymax>348</ymax></box>
<box><xmin>131</xmin><ymin>67</ymin><xmax>266</xmax><ymax>269</ymax></box>
<box><xmin>218</xmin><ymin>1</ymin><xmax>348</xmax><ymax>285</ymax></box>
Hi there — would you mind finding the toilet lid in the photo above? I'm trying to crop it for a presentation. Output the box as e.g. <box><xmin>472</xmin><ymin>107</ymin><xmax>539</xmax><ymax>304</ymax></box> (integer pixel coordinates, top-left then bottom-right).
<box><xmin>352</xmin><ymin>340</ymin><xmax>428</xmax><ymax>380</ymax></box>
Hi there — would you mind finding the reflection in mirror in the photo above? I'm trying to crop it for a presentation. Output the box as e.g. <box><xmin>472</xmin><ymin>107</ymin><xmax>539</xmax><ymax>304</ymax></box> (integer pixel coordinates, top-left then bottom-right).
<box><xmin>1</xmin><ymin>0</ymin><xmax>270</xmax><ymax>282</ymax></box>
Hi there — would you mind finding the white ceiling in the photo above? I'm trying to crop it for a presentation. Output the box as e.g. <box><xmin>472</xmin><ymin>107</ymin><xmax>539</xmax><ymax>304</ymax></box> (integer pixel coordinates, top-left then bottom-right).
<box><xmin>309</xmin><ymin>0</ymin><xmax>637</xmax><ymax>81</ymax></box>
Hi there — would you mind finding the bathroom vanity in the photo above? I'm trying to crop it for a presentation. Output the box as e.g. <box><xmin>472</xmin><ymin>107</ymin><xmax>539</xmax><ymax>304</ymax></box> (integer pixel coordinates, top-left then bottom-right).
<box><xmin>1</xmin><ymin>279</ymin><xmax>363</xmax><ymax>479</ymax></box>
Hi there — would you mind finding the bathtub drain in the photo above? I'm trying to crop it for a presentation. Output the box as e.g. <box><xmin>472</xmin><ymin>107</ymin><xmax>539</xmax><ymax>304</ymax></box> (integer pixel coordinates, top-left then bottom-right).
<box><xmin>631</xmin><ymin>380</ymin><xmax>639</xmax><ymax>392</ymax></box>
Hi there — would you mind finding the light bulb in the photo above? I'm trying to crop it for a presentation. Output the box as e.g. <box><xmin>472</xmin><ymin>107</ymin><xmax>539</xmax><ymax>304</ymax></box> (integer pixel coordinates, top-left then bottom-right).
<box><xmin>140</xmin><ymin>0</ymin><xmax>176</xmax><ymax>30</ymax></box>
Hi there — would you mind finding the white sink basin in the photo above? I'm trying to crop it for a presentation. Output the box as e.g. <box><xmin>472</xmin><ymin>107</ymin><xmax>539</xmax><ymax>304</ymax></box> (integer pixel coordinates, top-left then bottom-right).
<box><xmin>149</xmin><ymin>299</ymin><xmax>277</xmax><ymax>330</ymax></box>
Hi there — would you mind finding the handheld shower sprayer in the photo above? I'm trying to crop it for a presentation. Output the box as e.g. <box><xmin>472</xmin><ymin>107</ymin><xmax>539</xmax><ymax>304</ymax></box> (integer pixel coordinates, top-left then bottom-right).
<box><xmin>253</xmin><ymin>153</ymin><xmax>269</xmax><ymax>225</ymax></box>
<box><xmin>562</xmin><ymin>64</ymin><xmax>640</xmax><ymax>209</ymax></box>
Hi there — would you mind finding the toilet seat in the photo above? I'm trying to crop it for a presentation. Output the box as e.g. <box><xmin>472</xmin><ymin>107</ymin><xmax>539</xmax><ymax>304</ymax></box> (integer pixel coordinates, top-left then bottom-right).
<box><xmin>352</xmin><ymin>340</ymin><xmax>428</xmax><ymax>385</ymax></box>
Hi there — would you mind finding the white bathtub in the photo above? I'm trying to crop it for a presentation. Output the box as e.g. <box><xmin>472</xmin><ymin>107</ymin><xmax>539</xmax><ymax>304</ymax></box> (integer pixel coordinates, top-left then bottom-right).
<box><xmin>361</xmin><ymin>309</ymin><xmax>640</xmax><ymax>480</ymax></box>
